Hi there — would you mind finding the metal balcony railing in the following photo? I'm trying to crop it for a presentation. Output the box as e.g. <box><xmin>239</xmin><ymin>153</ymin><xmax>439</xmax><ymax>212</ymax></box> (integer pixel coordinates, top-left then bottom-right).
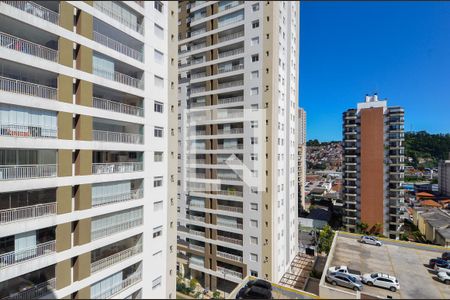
<box><xmin>217</xmin><ymin>235</ymin><xmax>243</xmax><ymax>245</ymax></box>
<box><xmin>218</xmin><ymin>15</ymin><xmax>244</xmax><ymax>28</ymax></box>
<box><xmin>93</xmin><ymin>130</ymin><xmax>144</xmax><ymax>144</ymax></box>
<box><xmin>191</xmin><ymin>28</ymin><xmax>207</xmax><ymax>37</ymax></box>
<box><xmin>93</xmin><ymin>31</ymin><xmax>143</xmax><ymax>62</ymax></box>
<box><xmin>217</xmin><ymin>96</ymin><xmax>243</xmax><ymax>105</ymax></box>
<box><xmin>91</xmin><ymin>218</ymin><xmax>143</xmax><ymax>241</ymax></box>
<box><xmin>189</xmin><ymin>229</ymin><xmax>205</xmax><ymax>237</ymax></box>
<box><xmin>93</xmin><ymin>67</ymin><xmax>143</xmax><ymax>89</ymax></box>
<box><xmin>0</xmin><ymin>164</ymin><xmax>57</xmax><ymax>181</ymax></box>
<box><xmin>218</xmin><ymin>64</ymin><xmax>244</xmax><ymax>74</ymax></box>
<box><xmin>93</xmin><ymin>1</ymin><xmax>144</xmax><ymax>34</ymax></box>
<box><xmin>190</xmin><ymin>86</ymin><xmax>206</xmax><ymax>94</ymax></box>
<box><xmin>218</xmin><ymin>31</ymin><xmax>244</xmax><ymax>43</ymax></box>
<box><xmin>217</xmin><ymin>205</ymin><xmax>243</xmax><ymax>213</ymax></box>
<box><xmin>0</xmin><ymin>124</ymin><xmax>57</xmax><ymax>139</ymax></box>
<box><xmin>218</xmin><ymin>1</ymin><xmax>243</xmax><ymax>12</ymax></box>
<box><xmin>0</xmin><ymin>202</ymin><xmax>56</xmax><ymax>224</ymax></box>
<box><xmin>189</xmin><ymin>244</ymin><xmax>205</xmax><ymax>252</ymax></box>
<box><xmin>91</xmin><ymin>243</ymin><xmax>142</xmax><ymax>273</ymax></box>
<box><xmin>186</xmin><ymin>215</ymin><xmax>205</xmax><ymax>222</ymax></box>
<box><xmin>191</xmin><ymin>72</ymin><xmax>206</xmax><ymax>79</ymax></box>
<box><xmin>3</xmin><ymin>1</ymin><xmax>59</xmax><ymax>24</ymax></box>
<box><xmin>0</xmin><ymin>31</ymin><xmax>58</xmax><ymax>62</ymax></box>
<box><xmin>217</xmin><ymin>80</ymin><xmax>243</xmax><ymax>89</ymax></box>
<box><xmin>0</xmin><ymin>76</ymin><xmax>57</xmax><ymax>100</ymax></box>
<box><xmin>216</xmin><ymin>251</ymin><xmax>243</xmax><ymax>262</ymax></box>
<box><xmin>216</xmin><ymin>190</ymin><xmax>243</xmax><ymax>197</ymax></box>
<box><xmin>191</xmin><ymin>57</ymin><xmax>205</xmax><ymax>65</ymax></box>
<box><xmin>92</xmin><ymin>189</ymin><xmax>143</xmax><ymax>207</ymax></box>
<box><xmin>2</xmin><ymin>278</ymin><xmax>56</xmax><ymax>300</ymax></box>
<box><xmin>217</xmin><ymin>128</ymin><xmax>243</xmax><ymax>134</ymax></box>
<box><xmin>216</xmin><ymin>221</ymin><xmax>243</xmax><ymax>229</ymax></box>
<box><xmin>93</xmin><ymin>97</ymin><xmax>144</xmax><ymax>117</ymax></box>
<box><xmin>217</xmin><ymin>144</ymin><xmax>244</xmax><ymax>149</ymax></box>
<box><xmin>216</xmin><ymin>266</ymin><xmax>243</xmax><ymax>279</ymax></box>
<box><xmin>216</xmin><ymin>173</ymin><xmax>240</xmax><ymax>181</ymax></box>
<box><xmin>218</xmin><ymin>48</ymin><xmax>244</xmax><ymax>59</ymax></box>
<box><xmin>92</xmin><ymin>162</ymin><xmax>143</xmax><ymax>174</ymax></box>
<box><xmin>0</xmin><ymin>241</ymin><xmax>55</xmax><ymax>269</ymax></box>
<box><xmin>190</xmin><ymin>42</ymin><xmax>206</xmax><ymax>51</ymax></box>
<box><xmin>92</xmin><ymin>271</ymin><xmax>142</xmax><ymax>299</ymax></box>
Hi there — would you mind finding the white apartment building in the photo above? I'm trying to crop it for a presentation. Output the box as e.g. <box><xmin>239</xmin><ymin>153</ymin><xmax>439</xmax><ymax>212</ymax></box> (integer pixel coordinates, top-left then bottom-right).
<box><xmin>298</xmin><ymin>108</ymin><xmax>306</xmax><ymax>210</ymax></box>
<box><xmin>177</xmin><ymin>1</ymin><xmax>299</xmax><ymax>293</ymax></box>
<box><xmin>0</xmin><ymin>1</ymin><xmax>177</xmax><ymax>299</ymax></box>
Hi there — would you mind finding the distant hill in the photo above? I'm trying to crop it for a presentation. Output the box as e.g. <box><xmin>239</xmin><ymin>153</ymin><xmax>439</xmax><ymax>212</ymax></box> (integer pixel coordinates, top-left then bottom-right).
<box><xmin>405</xmin><ymin>131</ymin><xmax>450</xmax><ymax>167</ymax></box>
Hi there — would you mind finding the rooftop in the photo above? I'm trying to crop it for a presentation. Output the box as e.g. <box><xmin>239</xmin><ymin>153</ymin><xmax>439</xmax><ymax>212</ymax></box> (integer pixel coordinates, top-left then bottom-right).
<box><xmin>416</xmin><ymin>192</ymin><xmax>435</xmax><ymax>198</ymax></box>
<box><xmin>320</xmin><ymin>232</ymin><xmax>450</xmax><ymax>299</ymax></box>
<box><xmin>420</xmin><ymin>199</ymin><xmax>442</xmax><ymax>208</ymax></box>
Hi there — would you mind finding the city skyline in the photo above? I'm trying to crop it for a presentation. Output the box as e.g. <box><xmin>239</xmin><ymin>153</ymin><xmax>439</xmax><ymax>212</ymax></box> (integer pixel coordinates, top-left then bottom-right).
<box><xmin>300</xmin><ymin>1</ymin><xmax>450</xmax><ymax>142</ymax></box>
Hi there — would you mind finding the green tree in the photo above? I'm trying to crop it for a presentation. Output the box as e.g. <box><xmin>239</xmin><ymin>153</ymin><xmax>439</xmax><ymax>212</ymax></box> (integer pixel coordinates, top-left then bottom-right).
<box><xmin>212</xmin><ymin>291</ymin><xmax>221</xmax><ymax>299</ymax></box>
<box><xmin>189</xmin><ymin>278</ymin><xmax>199</xmax><ymax>291</ymax></box>
<box><xmin>317</xmin><ymin>225</ymin><xmax>334</xmax><ymax>254</ymax></box>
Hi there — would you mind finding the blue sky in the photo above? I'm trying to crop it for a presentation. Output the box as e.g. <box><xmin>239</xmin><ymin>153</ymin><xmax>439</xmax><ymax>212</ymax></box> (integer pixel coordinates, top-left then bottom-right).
<box><xmin>299</xmin><ymin>1</ymin><xmax>450</xmax><ymax>142</ymax></box>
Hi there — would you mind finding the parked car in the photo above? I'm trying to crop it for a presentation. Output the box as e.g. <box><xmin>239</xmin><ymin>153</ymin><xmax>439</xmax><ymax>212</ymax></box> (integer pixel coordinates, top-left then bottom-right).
<box><xmin>430</xmin><ymin>258</ymin><xmax>450</xmax><ymax>269</ymax></box>
<box><xmin>437</xmin><ymin>271</ymin><xmax>450</xmax><ymax>284</ymax></box>
<box><xmin>328</xmin><ymin>266</ymin><xmax>362</xmax><ymax>280</ymax></box>
<box><xmin>246</xmin><ymin>279</ymin><xmax>272</xmax><ymax>291</ymax></box>
<box><xmin>236</xmin><ymin>286</ymin><xmax>273</xmax><ymax>299</ymax></box>
<box><xmin>359</xmin><ymin>236</ymin><xmax>382</xmax><ymax>246</ymax></box>
<box><xmin>361</xmin><ymin>273</ymin><xmax>400</xmax><ymax>292</ymax></box>
<box><xmin>435</xmin><ymin>261</ymin><xmax>450</xmax><ymax>273</ymax></box>
<box><xmin>442</xmin><ymin>252</ymin><xmax>450</xmax><ymax>261</ymax></box>
<box><xmin>326</xmin><ymin>272</ymin><xmax>363</xmax><ymax>291</ymax></box>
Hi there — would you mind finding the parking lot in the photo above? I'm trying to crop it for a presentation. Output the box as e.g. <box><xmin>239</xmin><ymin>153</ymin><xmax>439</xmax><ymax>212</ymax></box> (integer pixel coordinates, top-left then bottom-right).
<box><xmin>324</xmin><ymin>233</ymin><xmax>450</xmax><ymax>299</ymax></box>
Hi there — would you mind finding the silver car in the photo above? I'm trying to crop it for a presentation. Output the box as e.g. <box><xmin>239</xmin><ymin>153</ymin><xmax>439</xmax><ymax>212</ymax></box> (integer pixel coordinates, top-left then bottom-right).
<box><xmin>359</xmin><ymin>236</ymin><xmax>382</xmax><ymax>246</ymax></box>
<box><xmin>326</xmin><ymin>272</ymin><xmax>363</xmax><ymax>291</ymax></box>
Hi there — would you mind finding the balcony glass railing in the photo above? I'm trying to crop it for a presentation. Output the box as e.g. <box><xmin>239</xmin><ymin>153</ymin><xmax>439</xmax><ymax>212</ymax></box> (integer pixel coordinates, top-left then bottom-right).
<box><xmin>190</xmin><ymin>86</ymin><xmax>206</xmax><ymax>94</ymax></box>
<box><xmin>217</xmin><ymin>128</ymin><xmax>243</xmax><ymax>134</ymax></box>
<box><xmin>218</xmin><ymin>48</ymin><xmax>244</xmax><ymax>59</ymax></box>
<box><xmin>190</xmin><ymin>42</ymin><xmax>207</xmax><ymax>51</ymax></box>
<box><xmin>0</xmin><ymin>31</ymin><xmax>58</xmax><ymax>62</ymax></box>
<box><xmin>218</xmin><ymin>15</ymin><xmax>244</xmax><ymax>28</ymax></box>
<box><xmin>93</xmin><ymin>97</ymin><xmax>144</xmax><ymax>117</ymax></box>
<box><xmin>3</xmin><ymin>1</ymin><xmax>59</xmax><ymax>24</ymax></box>
<box><xmin>92</xmin><ymin>188</ymin><xmax>143</xmax><ymax>207</ymax></box>
<box><xmin>93</xmin><ymin>1</ymin><xmax>144</xmax><ymax>34</ymax></box>
<box><xmin>92</xmin><ymin>271</ymin><xmax>142</xmax><ymax>299</ymax></box>
<box><xmin>0</xmin><ymin>241</ymin><xmax>55</xmax><ymax>269</ymax></box>
<box><xmin>191</xmin><ymin>72</ymin><xmax>206</xmax><ymax>79</ymax></box>
<box><xmin>93</xmin><ymin>67</ymin><xmax>143</xmax><ymax>89</ymax></box>
<box><xmin>217</xmin><ymin>96</ymin><xmax>243</xmax><ymax>104</ymax></box>
<box><xmin>93</xmin><ymin>130</ymin><xmax>144</xmax><ymax>144</ymax></box>
<box><xmin>216</xmin><ymin>221</ymin><xmax>243</xmax><ymax>229</ymax></box>
<box><xmin>218</xmin><ymin>64</ymin><xmax>244</xmax><ymax>74</ymax></box>
<box><xmin>0</xmin><ymin>164</ymin><xmax>57</xmax><ymax>181</ymax></box>
<box><xmin>0</xmin><ymin>124</ymin><xmax>57</xmax><ymax>139</ymax></box>
<box><xmin>0</xmin><ymin>76</ymin><xmax>57</xmax><ymax>100</ymax></box>
<box><xmin>217</xmin><ymin>205</ymin><xmax>243</xmax><ymax>213</ymax></box>
<box><xmin>92</xmin><ymin>162</ymin><xmax>143</xmax><ymax>174</ymax></box>
<box><xmin>186</xmin><ymin>215</ymin><xmax>205</xmax><ymax>222</ymax></box>
<box><xmin>91</xmin><ymin>217</ymin><xmax>143</xmax><ymax>240</ymax></box>
<box><xmin>91</xmin><ymin>244</ymin><xmax>142</xmax><ymax>273</ymax></box>
<box><xmin>191</xmin><ymin>28</ymin><xmax>207</xmax><ymax>37</ymax></box>
<box><xmin>0</xmin><ymin>202</ymin><xmax>56</xmax><ymax>224</ymax></box>
<box><xmin>93</xmin><ymin>31</ymin><xmax>143</xmax><ymax>62</ymax></box>
<box><xmin>3</xmin><ymin>278</ymin><xmax>56</xmax><ymax>300</ymax></box>
<box><xmin>218</xmin><ymin>31</ymin><xmax>244</xmax><ymax>43</ymax></box>
<box><xmin>218</xmin><ymin>80</ymin><xmax>243</xmax><ymax>89</ymax></box>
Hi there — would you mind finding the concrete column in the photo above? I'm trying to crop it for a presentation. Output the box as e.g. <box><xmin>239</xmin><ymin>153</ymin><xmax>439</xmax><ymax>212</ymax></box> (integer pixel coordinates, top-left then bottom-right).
<box><xmin>75</xmin><ymin>116</ymin><xmax>93</xmax><ymax>141</ymax></box>
<box><xmin>75</xmin><ymin>287</ymin><xmax>90</xmax><ymax>299</ymax></box>
<box><xmin>59</xmin><ymin>2</ymin><xmax>74</xmax><ymax>31</ymax></box>
<box><xmin>58</xmin><ymin>112</ymin><xmax>72</xmax><ymax>140</ymax></box>
<box><xmin>56</xmin><ymin>259</ymin><xmax>72</xmax><ymax>289</ymax></box>
<box><xmin>58</xmin><ymin>150</ymin><xmax>72</xmax><ymax>177</ymax></box>
<box><xmin>74</xmin><ymin>218</ymin><xmax>91</xmax><ymax>246</ymax></box>
<box><xmin>75</xmin><ymin>184</ymin><xmax>92</xmax><ymax>210</ymax></box>
<box><xmin>57</xmin><ymin>75</ymin><xmax>72</xmax><ymax>103</ymax></box>
<box><xmin>57</xmin><ymin>186</ymin><xmax>72</xmax><ymax>214</ymax></box>
<box><xmin>58</xmin><ymin>38</ymin><xmax>73</xmax><ymax>68</ymax></box>
<box><xmin>56</xmin><ymin>223</ymin><xmax>71</xmax><ymax>252</ymax></box>
<box><xmin>73</xmin><ymin>252</ymin><xmax>91</xmax><ymax>281</ymax></box>
<box><xmin>75</xmin><ymin>150</ymin><xmax>92</xmax><ymax>175</ymax></box>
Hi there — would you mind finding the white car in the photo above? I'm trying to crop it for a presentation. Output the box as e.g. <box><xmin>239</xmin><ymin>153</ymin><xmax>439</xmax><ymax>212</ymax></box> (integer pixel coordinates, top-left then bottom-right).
<box><xmin>361</xmin><ymin>273</ymin><xmax>400</xmax><ymax>292</ymax></box>
<box><xmin>435</xmin><ymin>264</ymin><xmax>450</xmax><ymax>273</ymax></box>
<box><xmin>359</xmin><ymin>236</ymin><xmax>382</xmax><ymax>246</ymax></box>
<box><xmin>328</xmin><ymin>266</ymin><xmax>362</xmax><ymax>280</ymax></box>
<box><xmin>437</xmin><ymin>271</ymin><xmax>450</xmax><ymax>284</ymax></box>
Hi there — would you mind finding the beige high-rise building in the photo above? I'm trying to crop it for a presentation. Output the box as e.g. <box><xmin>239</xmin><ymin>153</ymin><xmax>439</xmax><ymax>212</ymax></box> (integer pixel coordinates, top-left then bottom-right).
<box><xmin>438</xmin><ymin>153</ymin><xmax>450</xmax><ymax>196</ymax></box>
<box><xmin>0</xmin><ymin>1</ymin><xmax>177</xmax><ymax>298</ymax></box>
<box><xmin>298</xmin><ymin>108</ymin><xmax>306</xmax><ymax>211</ymax></box>
<box><xmin>176</xmin><ymin>0</ymin><xmax>299</xmax><ymax>293</ymax></box>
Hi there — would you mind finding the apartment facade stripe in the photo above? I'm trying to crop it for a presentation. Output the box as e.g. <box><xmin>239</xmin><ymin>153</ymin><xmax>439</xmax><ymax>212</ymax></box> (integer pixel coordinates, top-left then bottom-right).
<box><xmin>0</xmin><ymin>1</ymin><xmax>176</xmax><ymax>299</ymax></box>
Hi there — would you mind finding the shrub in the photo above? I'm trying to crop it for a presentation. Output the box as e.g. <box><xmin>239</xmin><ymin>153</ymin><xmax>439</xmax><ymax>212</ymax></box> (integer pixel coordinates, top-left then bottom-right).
<box><xmin>317</xmin><ymin>225</ymin><xmax>334</xmax><ymax>254</ymax></box>
<box><xmin>189</xmin><ymin>278</ymin><xmax>199</xmax><ymax>291</ymax></box>
<box><xmin>212</xmin><ymin>291</ymin><xmax>221</xmax><ymax>299</ymax></box>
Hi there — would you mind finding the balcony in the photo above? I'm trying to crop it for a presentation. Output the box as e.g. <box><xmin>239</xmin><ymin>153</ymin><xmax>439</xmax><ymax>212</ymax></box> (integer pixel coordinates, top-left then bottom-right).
<box><xmin>189</xmin><ymin>244</ymin><xmax>205</xmax><ymax>252</ymax></box>
<box><xmin>92</xmin><ymin>270</ymin><xmax>142</xmax><ymax>299</ymax></box>
<box><xmin>218</xmin><ymin>1</ymin><xmax>244</xmax><ymax>12</ymax></box>
<box><xmin>0</xmin><ymin>241</ymin><xmax>55</xmax><ymax>269</ymax></box>
<box><xmin>217</xmin><ymin>96</ymin><xmax>243</xmax><ymax>105</ymax></box>
<box><xmin>217</xmin><ymin>235</ymin><xmax>242</xmax><ymax>245</ymax></box>
<box><xmin>218</xmin><ymin>13</ymin><xmax>244</xmax><ymax>28</ymax></box>
<box><xmin>0</xmin><ymin>202</ymin><xmax>56</xmax><ymax>224</ymax></box>
<box><xmin>93</xmin><ymin>31</ymin><xmax>143</xmax><ymax>62</ymax></box>
<box><xmin>217</xmin><ymin>128</ymin><xmax>243</xmax><ymax>135</ymax></box>
<box><xmin>0</xmin><ymin>124</ymin><xmax>57</xmax><ymax>139</ymax></box>
<box><xmin>0</xmin><ymin>164</ymin><xmax>57</xmax><ymax>181</ymax></box>
<box><xmin>93</xmin><ymin>66</ymin><xmax>143</xmax><ymax>89</ymax></box>
<box><xmin>190</xmin><ymin>86</ymin><xmax>206</xmax><ymax>94</ymax></box>
<box><xmin>93</xmin><ymin>130</ymin><xmax>143</xmax><ymax>144</ymax></box>
<box><xmin>218</xmin><ymin>80</ymin><xmax>243</xmax><ymax>90</ymax></box>
<box><xmin>217</xmin><ymin>205</ymin><xmax>242</xmax><ymax>213</ymax></box>
<box><xmin>191</xmin><ymin>72</ymin><xmax>206</xmax><ymax>79</ymax></box>
<box><xmin>93</xmin><ymin>96</ymin><xmax>144</xmax><ymax>117</ymax></box>
<box><xmin>189</xmin><ymin>229</ymin><xmax>205</xmax><ymax>237</ymax></box>
<box><xmin>191</xmin><ymin>28</ymin><xmax>207</xmax><ymax>37</ymax></box>
<box><xmin>92</xmin><ymin>188</ymin><xmax>143</xmax><ymax>207</ymax></box>
<box><xmin>216</xmin><ymin>221</ymin><xmax>243</xmax><ymax>229</ymax></box>
<box><xmin>218</xmin><ymin>31</ymin><xmax>244</xmax><ymax>43</ymax></box>
<box><xmin>191</xmin><ymin>57</ymin><xmax>206</xmax><ymax>66</ymax></box>
<box><xmin>216</xmin><ymin>266</ymin><xmax>242</xmax><ymax>279</ymax></box>
<box><xmin>186</xmin><ymin>215</ymin><xmax>205</xmax><ymax>223</ymax></box>
<box><xmin>216</xmin><ymin>250</ymin><xmax>243</xmax><ymax>262</ymax></box>
<box><xmin>0</xmin><ymin>75</ymin><xmax>57</xmax><ymax>100</ymax></box>
<box><xmin>93</xmin><ymin>1</ymin><xmax>144</xmax><ymax>34</ymax></box>
<box><xmin>216</xmin><ymin>190</ymin><xmax>243</xmax><ymax>197</ymax></box>
<box><xmin>190</xmin><ymin>42</ymin><xmax>207</xmax><ymax>51</ymax></box>
<box><xmin>91</xmin><ymin>243</ymin><xmax>142</xmax><ymax>274</ymax></box>
<box><xmin>3</xmin><ymin>1</ymin><xmax>59</xmax><ymax>24</ymax></box>
<box><xmin>218</xmin><ymin>64</ymin><xmax>244</xmax><ymax>74</ymax></box>
<box><xmin>218</xmin><ymin>48</ymin><xmax>244</xmax><ymax>59</ymax></box>
<box><xmin>2</xmin><ymin>278</ymin><xmax>55</xmax><ymax>300</ymax></box>
<box><xmin>91</xmin><ymin>217</ymin><xmax>143</xmax><ymax>241</ymax></box>
<box><xmin>217</xmin><ymin>144</ymin><xmax>243</xmax><ymax>150</ymax></box>
<box><xmin>0</xmin><ymin>31</ymin><xmax>57</xmax><ymax>62</ymax></box>
<box><xmin>92</xmin><ymin>162</ymin><xmax>143</xmax><ymax>174</ymax></box>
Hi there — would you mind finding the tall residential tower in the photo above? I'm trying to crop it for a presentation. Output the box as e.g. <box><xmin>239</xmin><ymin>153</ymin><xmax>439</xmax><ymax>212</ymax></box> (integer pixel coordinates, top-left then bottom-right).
<box><xmin>438</xmin><ymin>153</ymin><xmax>450</xmax><ymax>196</ymax></box>
<box><xmin>298</xmin><ymin>108</ymin><xmax>306</xmax><ymax>211</ymax></box>
<box><xmin>177</xmin><ymin>0</ymin><xmax>299</xmax><ymax>293</ymax></box>
<box><xmin>0</xmin><ymin>1</ymin><xmax>177</xmax><ymax>298</ymax></box>
<box><xmin>342</xmin><ymin>95</ymin><xmax>405</xmax><ymax>239</ymax></box>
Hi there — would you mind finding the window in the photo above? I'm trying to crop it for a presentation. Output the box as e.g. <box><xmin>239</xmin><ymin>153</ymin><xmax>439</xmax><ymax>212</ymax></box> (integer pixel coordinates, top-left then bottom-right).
<box><xmin>154</xmin><ymin>126</ymin><xmax>163</xmax><ymax>137</ymax></box>
<box><xmin>251</xmin><ymin>37</ymin><xmax>259</xmax><ymax>46</ymax></box>
<box><xmin>154</xmin><ymin>151</ymin><xmax>163</xmax><ymax>162</ymax></box>
<box><xmin>251</xmin><ymin>104</ymin><xmax>258</xmax><ymax>110</ymax></box>
<box><xmin>153</xmin><ymin>226</ymin><xmax>162</xmax><ymax>238</ymax></box>
<box><xmin>251</xmin><ymin>54</ymin><xmax>259</xmax><ymax>62</ymax></box>
<box><xmin>251</xmin><ymin>137</ymin><xmax>258</xmax><ymax>144</ymax></box>
<box><xmin>250</xmin><ymin>219</ymin><xmax>258</xmax><ymax>227</ymax></box>
<box><xmin>250</xmin><ymin>153</ymin><xmax>258</xmax><ymax>161</ymax></box>
<box><xmin>152</xmin><ymin>276</ymin><xmax>162</xmax><ymax>289</ymax></box>
<box><xmin>252</xmin><ymin>20</ymin><xmax>259</xmax><ymax>28</ymax></box>
<box><xmin>252</xmin><ymin>3</ymin><xmax>260</xmax><ymax>11</ymax></box>
<box><xmin>250</xmin><ymin>87</ymin><xmax>259</xmax><ymax>96</ymax></box>
<box><xmin>154</xmin><ymin>24</ymin><xmax>164</xmax><ymax>39</ymax></box>
<box><xmin>154</xmin><ymin>176</ymin><xmax>163</xmax><ymax>187</ymax></box>
<box><xmin>250</xmin><ymin>253</ymin><xmax>258</xmax><ymax>262</ymax></box>
<box><xmin>250</xmin><ymin>270</ymin><xmax>258</xmax><ymax>277</ymax></box>
<box><xmin>154</xmin><ymin>101</ymin><xmax>164</xmax><ymax>113</ymax></box>
<box><xmin>250</xmin><ymin>121</ymin><xmax>258</xmax><ymax>128</ymax></box>
<box><xmin>251</xmin><ymin>71</ymin><xmax>259</xmax><ymax>79</ymax></box>
<box><xmin>154</xmin><ymin>50</ymin><xmax>164</xmax><ymax>64</ymax></box>
<box><xmin>154</xmin><ymin>1</ymin><xmax>163</xmax><ymax>12</ymax></box>
<box><xmin>250</xmin><ymin>236</ymin><xmax>258</xmax><ymax>245</ymax></box>
<box><xmin>250</xmin><ymin>203</ymin><xmax>258</xmax><ymax>211</ymax></box>
<box><xmin>154</xmin><ymin>201</ymin><xmax>163</xmax><ymax>211</ymax></box>
<box><xmin>154</xmin><ymin>75</ymin><xmax>164</xmax><ymax>88</ymax></box>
